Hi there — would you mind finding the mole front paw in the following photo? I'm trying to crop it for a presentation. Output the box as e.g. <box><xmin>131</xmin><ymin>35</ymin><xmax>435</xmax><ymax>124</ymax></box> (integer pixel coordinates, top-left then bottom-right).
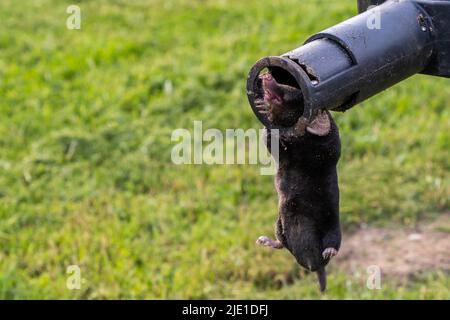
<box><xmin>322</xmin><ymin>247</ymin><xmax>338</xmax><ymax>260</ymax></box>
<box><xmin>256</xmin><ymin>236</ymin><xmax>283</xmax><ymax>249</ymax></box>
<box><xmin>254</xmin><ymin>99</ymin><xmax>270</xmax><ymax>115</ymax></box>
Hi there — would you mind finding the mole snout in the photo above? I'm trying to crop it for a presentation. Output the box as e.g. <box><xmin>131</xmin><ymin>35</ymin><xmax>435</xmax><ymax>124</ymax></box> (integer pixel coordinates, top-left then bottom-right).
<box><xmin>255</xmin><ymin>72</ymin><xmax>304</xmax><ymax>127</ymax></box>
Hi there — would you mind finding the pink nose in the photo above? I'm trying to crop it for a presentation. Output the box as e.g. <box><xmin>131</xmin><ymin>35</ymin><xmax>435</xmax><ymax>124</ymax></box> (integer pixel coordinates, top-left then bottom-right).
<box><xmin>262</xmin><ymin>73</ymin><xmax>276</xmax><ymax>92</ymax></box>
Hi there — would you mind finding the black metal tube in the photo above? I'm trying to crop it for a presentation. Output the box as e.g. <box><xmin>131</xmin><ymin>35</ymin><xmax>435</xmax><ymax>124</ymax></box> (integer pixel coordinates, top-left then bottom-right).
<box><xmin>247</xmin><ymin>0</ymin><xmax>435</xmax><ymax>128</ymax></box>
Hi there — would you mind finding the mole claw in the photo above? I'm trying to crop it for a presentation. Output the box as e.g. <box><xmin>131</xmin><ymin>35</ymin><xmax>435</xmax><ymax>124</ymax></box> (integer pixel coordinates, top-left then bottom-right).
<box><xmin>256</xmin><ymin>236</ymin><xmax>270</xmax><ymax>245</ymax></box>
<box><xmin>322</xmin><ymin>247</ymin><xmax>338</xmax><ymax>260</ymax></box>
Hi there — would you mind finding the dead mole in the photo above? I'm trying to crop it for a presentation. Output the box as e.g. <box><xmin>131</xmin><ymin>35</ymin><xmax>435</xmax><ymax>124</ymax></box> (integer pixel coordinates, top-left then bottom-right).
<box><xmin>255</xmin><ymin>73</ymin><xmax>342</xmax><ymax>293</ymax></box>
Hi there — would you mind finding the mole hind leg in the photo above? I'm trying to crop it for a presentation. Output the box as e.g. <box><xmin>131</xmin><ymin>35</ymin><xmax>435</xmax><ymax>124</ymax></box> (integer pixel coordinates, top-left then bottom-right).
<box><xmin>256</xmin><ymin>236</ymin><xmax>283</xmax><ymax>249</ymax></box>
<box><xmin>275</xmin><ymin>214</ymin><xmax>287</xmax><ymax>247</ymax></box>
<box><xmin>256</xmin><ymin>216</ymin><xmax>284</xmax><ymax>249</ymax></box>
<box><xmin>321</xmin><ymin>219</ymin><xmax>341</xmax><ymax>260</ymax></box>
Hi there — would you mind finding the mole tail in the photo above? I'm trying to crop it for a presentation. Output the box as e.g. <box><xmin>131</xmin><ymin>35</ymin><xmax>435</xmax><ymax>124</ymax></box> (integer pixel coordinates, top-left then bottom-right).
<box><xmin>317</xmin><ymin>267</ymin><xmax>327</xmax><ymax>293</ymax></box>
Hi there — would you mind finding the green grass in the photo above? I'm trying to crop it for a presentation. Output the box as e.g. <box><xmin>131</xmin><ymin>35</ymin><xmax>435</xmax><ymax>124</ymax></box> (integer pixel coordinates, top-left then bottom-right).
<box><xmin>0</xmin><ymin>0</ymin><xmax>448</xmax><ymax>299</ymax></box>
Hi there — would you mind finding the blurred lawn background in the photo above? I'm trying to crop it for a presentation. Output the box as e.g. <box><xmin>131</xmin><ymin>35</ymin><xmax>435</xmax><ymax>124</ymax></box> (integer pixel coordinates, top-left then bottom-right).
<box><xmin>0</xmin><ymin>0</ymin><xmax>448</xmax><ymax>299</ymax></box>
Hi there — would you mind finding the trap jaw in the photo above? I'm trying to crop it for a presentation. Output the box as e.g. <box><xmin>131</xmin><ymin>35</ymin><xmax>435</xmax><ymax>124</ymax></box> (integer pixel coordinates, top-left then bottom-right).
<box><xmin>247</xmin><ymin>0</ymin><xmax>450</xmax><ymax>129</ymax></box>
